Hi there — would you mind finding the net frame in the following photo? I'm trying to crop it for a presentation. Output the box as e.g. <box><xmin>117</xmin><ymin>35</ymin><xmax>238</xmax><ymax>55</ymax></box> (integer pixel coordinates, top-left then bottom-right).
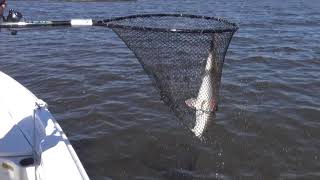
<box><xmin>103</xmin><ymin>14</ymin><xmax>238</xmax><ymax>33</ymax></box>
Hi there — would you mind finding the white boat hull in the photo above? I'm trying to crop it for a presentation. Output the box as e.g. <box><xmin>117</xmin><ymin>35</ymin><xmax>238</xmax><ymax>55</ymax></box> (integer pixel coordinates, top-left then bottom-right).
<box><xmin>0</xmin><ymin>71</ymin><xmax>89</xmax><ymax>180</ymax></box>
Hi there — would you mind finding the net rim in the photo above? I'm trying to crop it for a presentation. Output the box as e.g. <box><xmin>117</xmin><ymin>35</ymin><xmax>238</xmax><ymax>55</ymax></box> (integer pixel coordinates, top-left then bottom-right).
<box><xmin>103</xmin><ymin>13</ymin><xmax>239</xmax><ymax>33</ymax></box>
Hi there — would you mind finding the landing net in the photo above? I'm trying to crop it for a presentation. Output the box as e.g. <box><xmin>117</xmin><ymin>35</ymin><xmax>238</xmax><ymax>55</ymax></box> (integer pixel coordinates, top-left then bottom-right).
<box><xmin>105</xmin><ymin>14</ymin><xmax>238</xmax><ymax>137</ymax></box>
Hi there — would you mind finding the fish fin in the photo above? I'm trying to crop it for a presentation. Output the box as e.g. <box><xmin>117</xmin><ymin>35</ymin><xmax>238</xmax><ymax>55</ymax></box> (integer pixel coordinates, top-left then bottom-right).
<box><xmin>185</xmin><ymin>98</ymin><xmax>197</xmax><ymax>109</ymax></box>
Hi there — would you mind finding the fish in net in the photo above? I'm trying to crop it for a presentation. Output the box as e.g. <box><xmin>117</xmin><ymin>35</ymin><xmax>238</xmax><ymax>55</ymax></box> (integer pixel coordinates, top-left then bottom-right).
<box><xmin>105</xmin><ymin>14</ymin><xmax>238</xmax><ymax>137</ymax></box>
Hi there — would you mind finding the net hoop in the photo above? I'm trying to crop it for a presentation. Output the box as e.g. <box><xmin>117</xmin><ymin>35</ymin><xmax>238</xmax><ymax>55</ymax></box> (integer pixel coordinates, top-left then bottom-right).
<box><xmin>103</xmin><ymin>14</ymin><xmax>239</xmax><ymax>33</ymax></box>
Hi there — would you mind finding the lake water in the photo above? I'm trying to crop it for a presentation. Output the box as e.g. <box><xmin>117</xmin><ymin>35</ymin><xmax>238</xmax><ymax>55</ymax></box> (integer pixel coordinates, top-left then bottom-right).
<box><xmin>1</xmin><ymin>0</ymin><xmax>320</xmax><ymax>179</ymax></box>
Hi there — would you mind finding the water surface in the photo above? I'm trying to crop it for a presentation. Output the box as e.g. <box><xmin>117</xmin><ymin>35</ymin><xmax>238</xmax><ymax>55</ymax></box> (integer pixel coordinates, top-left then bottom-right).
<box><xmin>1</xmin><ymin>0</ymin><xmax>320</xmax><ymax>179</ymax></box>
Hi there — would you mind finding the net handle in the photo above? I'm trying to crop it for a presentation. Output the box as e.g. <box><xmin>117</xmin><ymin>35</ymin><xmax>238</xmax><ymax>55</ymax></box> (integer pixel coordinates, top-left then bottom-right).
<box><xmin>0</xmin><ymin>19</ymin><xmax>99</xmax><ymax>28</ymax></box>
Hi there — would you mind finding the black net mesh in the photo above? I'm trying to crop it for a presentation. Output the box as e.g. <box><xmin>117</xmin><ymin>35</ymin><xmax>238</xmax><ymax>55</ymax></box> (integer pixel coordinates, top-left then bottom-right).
<box><xmin>105</xmin><ymin>14</ymin><xmax>238</xmax><ymax>137</ymax></box>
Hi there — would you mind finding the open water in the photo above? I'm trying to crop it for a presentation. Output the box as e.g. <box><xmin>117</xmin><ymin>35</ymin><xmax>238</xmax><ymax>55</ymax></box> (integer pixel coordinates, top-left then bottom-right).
<box><xmin>0</xmin><ymin>0</ymin><xmax>320</xmax><ymax>179</ymax></box>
